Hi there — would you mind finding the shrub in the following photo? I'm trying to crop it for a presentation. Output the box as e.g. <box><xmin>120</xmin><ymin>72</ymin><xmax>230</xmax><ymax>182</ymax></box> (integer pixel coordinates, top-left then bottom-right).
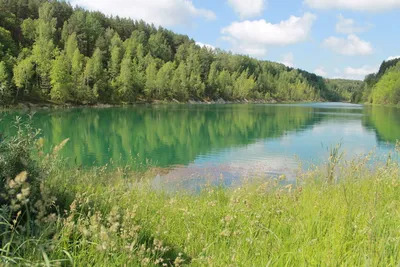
<box><xmin>0</xmin><ymin>116</ymin><xmax>43</xmax><ymax>208</ymax></box>
<box><xmin>0</xmin><ymin>117</ymin><xmax>62</xmax><ymax>265</ymax></box>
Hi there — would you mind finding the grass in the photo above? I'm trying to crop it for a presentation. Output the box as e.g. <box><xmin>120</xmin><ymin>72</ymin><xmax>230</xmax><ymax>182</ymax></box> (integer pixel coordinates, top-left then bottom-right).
<box><xmin>1</xmin><ymin>123</ymin><xmax>400</xmax><ymax>266</ymax></box>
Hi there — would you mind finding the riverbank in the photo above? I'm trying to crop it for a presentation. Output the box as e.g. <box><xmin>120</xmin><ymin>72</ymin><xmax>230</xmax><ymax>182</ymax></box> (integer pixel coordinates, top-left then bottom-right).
<box><xmin>0</xmin><ymin>98</ymin><xmax>296</xmax><ymax>111</ymax></box>
<box><xmin>1</xmin><ymin>122</ymin><xmax>400</xmax><ymax>266</ymax></box>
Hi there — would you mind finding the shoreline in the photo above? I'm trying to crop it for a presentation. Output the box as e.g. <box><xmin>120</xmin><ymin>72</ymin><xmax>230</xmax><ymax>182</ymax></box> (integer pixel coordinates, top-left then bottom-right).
<box><xmin>0</xmin><ymin>98</ymin><xmax>332</xmax><ymax>111</ymax></box>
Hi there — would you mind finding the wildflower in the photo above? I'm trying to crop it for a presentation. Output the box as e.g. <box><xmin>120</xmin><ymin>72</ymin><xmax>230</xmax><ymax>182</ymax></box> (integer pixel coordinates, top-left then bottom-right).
<box><xmin>11</xmin><ymin>203</ymin><xmax>21</xmax><ymax>211</ymax></box>
<box><xmin>36</xmin><ymin>137</ymin><xmax>44</xmax><ymax>149</ymax></box>
<box><xmin>52</xmin><ymin>138</ymin><xmax>70</xmax><ymax>156</ymax></box>
<box><xmin>8</xmin><ymin>179</ymin><xmax>17</xmax><ymax>189</ymax></box>
<box><xmin>110</xmin><ymin>222</ymin><xmax>120</xmax><ymax>233</ymax></box>
<box><xmin>220</xmin><ymin>229</ymin><xmax>231</xmax><ymax>237</ymax></box>
<box><xmin>154</xmin><ymin>258</ymin><xmax>164</xmax><ymax>264</ymax></box>
<box><xmin>285</xmin><ymin>184</ymin><xmax>293</xmax><ymax>193</ymax></box>
<box><xmin>141</xmin><ymin>258</ymin><xmax>151</xmax><ymax>266</ymax></box>
<box><xmin>16</xmin><ymin>193</ymin><xmax>23</xmax><ymax>201</ymax></box>
<box><xmin>224</xmin><ymin>215</ymin><xmax>233</xmax><ymax>223</ymax></box>
<box><xmin>174</xmin><ymin>253</ymin><xmax>185</xmax><ymax>266</ymax></box>
<box><xmin>21</xmin><ymin>186</ymin><xmax>30</xmax><ymax>198</ymax></box>
<box><xmin>44</xmin><ymin>213</ymin><xmax>57</xmax><ymax>223</ymax></box>
<box><xmin>80</xmin><ymin>226</ymin><xmax>90</xmax><ymax>237</ymax></box>
<box><xmin>15</xmin><ymin>171</ymin><xmax>28</xmax><ymax>184</ymax></box>
<box><xmin>208</xmin><ymin>201</ymin><xmax>217</xmax><ymax>207</ymax></box>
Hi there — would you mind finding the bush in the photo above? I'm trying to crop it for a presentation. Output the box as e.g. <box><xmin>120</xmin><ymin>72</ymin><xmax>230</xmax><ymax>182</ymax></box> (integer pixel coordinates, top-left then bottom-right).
<box><xmin>0</xmin><ymin>116</ymin><xmax>43</xmax><ymax>208</ymax></box>
<box><xmin>0</xmin><ymin>117</ymin><xmax>64</xmax><ymax>265</ymax></box>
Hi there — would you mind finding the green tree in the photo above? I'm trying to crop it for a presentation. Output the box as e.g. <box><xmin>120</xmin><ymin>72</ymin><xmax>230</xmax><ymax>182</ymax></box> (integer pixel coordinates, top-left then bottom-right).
<box><xmin>13</xmin><ymin>57</ymin><xmax>34</xmax><ymax>99</ymax></box>
<box><xmin>71</xmin><ymin>49</ymin><xmax>85</xmax><ymax>100</ymax></box>
<box><xmin>171</xmin><ymin>61</ymin><xmax>188</xmax><ymax>101</ymax></box>
<box><xmin>145</xmin><ymin>61</ymin><xmax>158</xmax><ymax>99</ymax></box>
<box><xmin>188</xmin><ymin>72</ymin><xmax>205</xmax><ymax>99</ymax></box>
<box><xmin>84</xmin><ymin>48</ymin><xmax>104</xmax><ymax>101</ymax></box>
<box><xmin>372</xmin><ymin>62</ymin><xmax>400</xmax><ymax>104</ymax></box>
<box><xmin>0</xmin><ymin>26</ymin><xmax>16</xmax><ymax>56</ymax></box>
<box><xmin>117</xmin><ymin>52</ymin><xmax>134</xmax><ymax>101</ymax></box>
<box><xmin>186</xmin><ymin>45</ymin><xmax>205</xmax><ymax>98</ymax></box>
<box><xmin>156</xmin><ymin>61</ymin><xmax>175</xmax><ymax>98</ymax></box>
<box><xmin>0</xmin><ymin>61</ymin><xmax>11</xmax><ymax>102</ymax></box>
<box><xmin>65</xmin><ymin>32</ymin><xmax>79</xmax><ymax>60</ymax></box>
<box><xmin>21</xmin><ymin>18</ymin><xmax>36</xmax><ymax>45</ymax></box>
<box><xmin>217</xmin><ymin>70</ymin><xmax>233</xmax><ymax>99</ymax></box>
<box><xmin>50</xmin><ymin>52</ymin><xmax>72</xmax><ymax>102</ymax></box>
<box><xmin>148</xmin><ymin>32</ymin><xmax>172</xmax><ymax>62</ymax></box>
<box><xmin>0</xmin><ymin>0</ymin><xmax>374</xmax><ymax>105</ymax></box>
<box><xmin>31</xmin><ymin>2</ymin><xmax>57</xmax><ymax>93</ymax></box>
<box><xmin>233</xmin><ymin>70</ymin><xmax>255</xmax><ymax>99</ymax></box>
<box><xmin>109</xmin><ymin>33</ymin><xmax>124</xmax><ymax>81</ymax></box>
<box><xmin>207</xmin><ymin>62</ymin><xmax>218</xmax><ymax>89</ymax></box>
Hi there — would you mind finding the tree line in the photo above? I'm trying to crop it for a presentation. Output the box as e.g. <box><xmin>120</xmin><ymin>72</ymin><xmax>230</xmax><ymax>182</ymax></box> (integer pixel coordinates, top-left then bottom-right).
<box><xmin>0</xmin><ymin>0</ymin><xmax>361</xmax><ymax>105</ymax></box>
<box><xmin>361</xmin><ymin>58</ymin><xmax>400</xmax><ymax>105</ymax></box>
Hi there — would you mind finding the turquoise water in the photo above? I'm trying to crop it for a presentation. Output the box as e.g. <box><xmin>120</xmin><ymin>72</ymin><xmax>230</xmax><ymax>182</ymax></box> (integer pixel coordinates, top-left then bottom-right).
<box><xmin>1</xmin><ymin>103</ymin><xmax>399</xmax><ymax>183</ymax></box>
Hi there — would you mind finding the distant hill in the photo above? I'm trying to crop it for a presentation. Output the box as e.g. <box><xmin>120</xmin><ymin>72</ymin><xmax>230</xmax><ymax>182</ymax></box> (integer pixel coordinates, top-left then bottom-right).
<box><xmin>323</xmin><ymin>78</ymin><xmax>364</xmax><ymax>103</ymax></box>
<box><xmin>0</xmin><ymin>0</ymin><xmax>363</xmax><ymax>105</ymax></box>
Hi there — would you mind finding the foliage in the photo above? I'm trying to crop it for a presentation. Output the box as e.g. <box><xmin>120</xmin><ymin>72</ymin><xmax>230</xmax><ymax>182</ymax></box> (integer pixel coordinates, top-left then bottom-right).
<box><xmin>0</xmin><ymin>0</ymin><xmax>360</xmax><ymax>105</ymax></box>
<box><xmin>363</xmin><ymin>58</ymin><xmax>400</xmax><ymax>104</ymax></box>
<box><xmin>50</xmin><ymin>52</ymin><xmax>72</xmax><ymax>101</ymax></box>
<box><xmin>0</xmin><ymin>117</ymin><xmax>60</xmax><ymax>261</ymax></box>
<box><xmin>0</xmin><ymin>117</ymin><xmax>42</xmax><ymax>195</ymax></box>
<box><xmin>1</xmin><ymin>121</ymin><xmax>400</xmax><ymax>265</ymax></box>
<box><xmin>324</xmin><ymin>79</ymin><xmax>364</xmax><ymax>103</ymax></box>
<box><xmin>371</xmin><ymin>62</ymin><xmax>400</xmax><ymax>105</ymax></box>
<box><xmin>0</xmin><ymin>61</ymin><xmax>12</xmax><ymax>103</ymax></box>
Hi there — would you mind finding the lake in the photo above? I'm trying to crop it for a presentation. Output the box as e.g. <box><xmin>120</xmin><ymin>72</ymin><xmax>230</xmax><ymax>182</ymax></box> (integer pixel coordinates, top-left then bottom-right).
<box><xmin>1</xmin><ymin>103</ymin><xmax>399</xmax><ymax>186</ymax></box>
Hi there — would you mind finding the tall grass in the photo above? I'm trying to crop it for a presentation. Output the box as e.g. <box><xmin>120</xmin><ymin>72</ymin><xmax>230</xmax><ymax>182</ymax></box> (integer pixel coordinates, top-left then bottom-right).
<box><xmin>1</xmin><ymin>121</ymin><xmax>400</xmax><ymax>266</ymax></box>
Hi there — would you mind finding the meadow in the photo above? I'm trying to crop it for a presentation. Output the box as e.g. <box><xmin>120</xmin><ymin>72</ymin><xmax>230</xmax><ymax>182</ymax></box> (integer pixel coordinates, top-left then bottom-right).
<box><xmin>1</xmin><ymin>119</ymin><xmax>400</xmax><ymax>266</ymax></box>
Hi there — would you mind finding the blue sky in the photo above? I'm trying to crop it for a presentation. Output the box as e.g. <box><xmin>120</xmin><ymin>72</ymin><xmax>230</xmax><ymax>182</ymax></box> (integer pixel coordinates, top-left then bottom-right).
<box><xmin>69</xmin><ymin>0</ymin><xmax>400</xmax><ymax>80</ymax></box>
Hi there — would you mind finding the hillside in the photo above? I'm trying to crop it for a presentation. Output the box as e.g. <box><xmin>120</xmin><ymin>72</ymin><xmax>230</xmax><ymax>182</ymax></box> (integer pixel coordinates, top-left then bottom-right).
<box><xmin>0</xmin><ymin>0</ymin><xmax>361</xmax><ymax>105</ymax></box>
<box><xmin>323</xmin><ymin>78</ymin><xmax>364</xmax><ymax>103</ymax></box>
<box><xmin>362</xmin><ymin>58</ymin><xmax>400</xmax><ymax>105</ymax></box>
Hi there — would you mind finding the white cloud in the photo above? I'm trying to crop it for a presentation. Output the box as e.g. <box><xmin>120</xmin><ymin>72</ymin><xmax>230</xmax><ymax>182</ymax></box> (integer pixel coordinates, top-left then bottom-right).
<box><xmin>221</xmin><ymin>13</ymin><xmax>316</xmax><ymax>57</ymax></box>
<box><xmin>314</xmin><ymin>67</ymin><xmax>327</xmax><ymax>77</ymax></box>
<box><xmin>196</xmin><ymin>42</ymin><xmax>216</xmax><ymax>50</ymax></box>
<box><xmin>336</xmin><ymin>14</ymin><xmax>372</xmax><ymax>34</ymax></box>
<box><xmin>323</xmin><ymin>34</ymin><xmax>373</xmax><ymax>56</ymax></box>
<box><xmin>387</xmin><ymin>55</ymin><xmax>400</xmax><ymax>61</ymax></box>
<box><xmin>304</xmin><ymin>0</ymin><xmax>400</xmax><ymax>11</ymax></box>
<box><xmin>345</xmin><ymin>65</ymin><xmax>378</xmax><ymax>76</ymax></box>
<box><xmin>325</xmin><ymin>65</ymin><xmax>378</xmax><ymax>80</ymax></box>
<box><xmin>280</xmin><ymin>53</ymin><xmax>294</xmax><ymax>67</ymax></box>
<box><xmin>69</xmin><ymin>0</ymin><xmax>216</xmax><ymax>27</ymax></box>
<box><xmin>332</xmin><ymin>65</ymin><xmax>378</xmax><ymax>80</ymax></box>
<box><xmin>227</xmin><ymin>0</ymin><xmax>266</xmax><ymax>19</ymax></box>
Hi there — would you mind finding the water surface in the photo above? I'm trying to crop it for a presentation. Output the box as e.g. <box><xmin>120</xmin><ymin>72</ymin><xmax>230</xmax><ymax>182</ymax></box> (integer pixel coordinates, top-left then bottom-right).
<box><xmin>1</xmin><ymin>103</ymin><xmax>399</xmax><ymax>185</ymax></box>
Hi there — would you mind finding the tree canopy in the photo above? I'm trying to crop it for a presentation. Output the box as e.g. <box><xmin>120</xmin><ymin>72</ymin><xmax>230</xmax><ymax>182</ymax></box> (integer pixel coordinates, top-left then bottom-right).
<box><xmin>0</xmin><ymin>0</ymin><xmax>361</xmax><ymax>105</ymax></box>
<box><xmin>362</xmin><ymin>58</ymin><xmax>400</xmax><ymax>105</ymax></box>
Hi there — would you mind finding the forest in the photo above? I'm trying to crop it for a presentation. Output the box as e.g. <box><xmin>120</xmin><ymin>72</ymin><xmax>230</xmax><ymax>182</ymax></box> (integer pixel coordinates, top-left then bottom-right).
<box><xmin>362</xmin><ymin>57</ymin><xmax>400</xmax><ymax>105</ymax></box>
<box><xmin>0</xmin><ymin>0</ymin><xmax>364</xmax><ymax>105</ymax></box>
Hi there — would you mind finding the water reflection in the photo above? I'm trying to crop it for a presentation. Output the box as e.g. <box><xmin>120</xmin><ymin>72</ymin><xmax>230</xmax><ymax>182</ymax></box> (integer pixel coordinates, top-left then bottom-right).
<box><xmin>0</xmin><ymin>103</ymin><xmax>399</xmax><ymax>183</ymax></box>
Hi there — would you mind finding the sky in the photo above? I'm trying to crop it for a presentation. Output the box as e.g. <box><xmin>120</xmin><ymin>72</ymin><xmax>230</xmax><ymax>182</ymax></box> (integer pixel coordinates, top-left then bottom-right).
<box><xmin>68</xmin><ymin>0</ymin><xmax>400</xmax><ymax>80</ymax></box>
